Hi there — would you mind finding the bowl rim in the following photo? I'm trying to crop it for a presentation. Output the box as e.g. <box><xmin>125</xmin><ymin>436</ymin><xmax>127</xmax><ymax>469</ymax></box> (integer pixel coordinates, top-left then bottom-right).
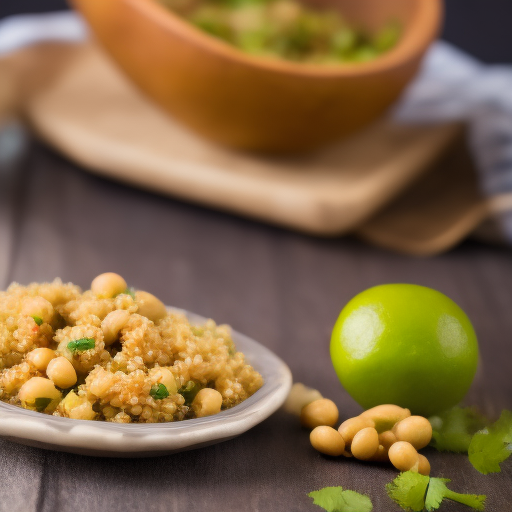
<box><xmin>125</xmin><ymin>0</ymin><xmax>443</xmax><ymax>77</ymax></box>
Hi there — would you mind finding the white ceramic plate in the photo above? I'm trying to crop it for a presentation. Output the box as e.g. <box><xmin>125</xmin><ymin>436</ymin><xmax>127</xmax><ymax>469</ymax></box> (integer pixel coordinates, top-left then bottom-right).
<box><xmin>0</xmin><ymin>308</ymin><xmax>292</xmax><ymax>457</ymax></box>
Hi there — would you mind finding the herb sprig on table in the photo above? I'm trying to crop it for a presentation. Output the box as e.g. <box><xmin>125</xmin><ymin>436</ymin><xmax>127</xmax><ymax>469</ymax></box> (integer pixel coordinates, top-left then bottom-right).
<box><xmin>386</xmin><ymin>472</ymin><xmax>486</xmax><ymax>512</ymax></box>
<box><xmin>308</xmin><ymin>486</ymin><xmax>373</xmax><ymax>512</ymax></box>
<box><xmin>468</xmin><ymin>410</ymin><xmax>512</xmax><ymax>474</ymax></box>
<box><xmin>429</xmin><ymin>406</ymin><xmax>512</xmax><ymax>474</ymax></box>
<box><xmin>429</xmin><ymin>407</ymin><xmax>488</xmax><ymax>453</ymax></box>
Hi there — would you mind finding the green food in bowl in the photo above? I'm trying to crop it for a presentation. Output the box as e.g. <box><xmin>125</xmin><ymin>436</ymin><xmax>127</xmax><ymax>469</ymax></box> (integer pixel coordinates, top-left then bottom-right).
<box><xmin>157</xmin><ymin>0</ymin><xmax>401</xmax><ymax>64</ymax></box>
<box><xmin>330</xmin><ymin>284</ymin><xmax>479</xmax><ymax>417</ymax></box>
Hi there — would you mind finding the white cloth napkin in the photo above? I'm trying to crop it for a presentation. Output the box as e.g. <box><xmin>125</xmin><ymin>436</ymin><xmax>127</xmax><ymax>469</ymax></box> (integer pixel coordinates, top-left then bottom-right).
<box><xmin>393</xmin><ymin>43</ymin><xmax>512</xmax><ymax>242</ymax></box>
<box><xmin>1</xmin><ymin>11</ymin><xmax>511</xmax><ymax>242</ymax></box>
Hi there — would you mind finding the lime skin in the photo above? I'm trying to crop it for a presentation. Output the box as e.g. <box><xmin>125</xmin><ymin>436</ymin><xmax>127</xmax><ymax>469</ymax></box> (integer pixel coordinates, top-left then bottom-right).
<box><xmin>330</xmin><ymin>284</ymin><xmax>479</xmax><ymax>417</ymax></box>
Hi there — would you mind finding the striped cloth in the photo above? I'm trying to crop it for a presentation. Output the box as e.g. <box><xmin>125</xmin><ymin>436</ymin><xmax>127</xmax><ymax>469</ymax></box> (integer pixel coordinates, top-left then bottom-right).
<box><xmin>394</xmin><ymin>42</ymin><xmax>512</xmax><ymax>242</ymax></box>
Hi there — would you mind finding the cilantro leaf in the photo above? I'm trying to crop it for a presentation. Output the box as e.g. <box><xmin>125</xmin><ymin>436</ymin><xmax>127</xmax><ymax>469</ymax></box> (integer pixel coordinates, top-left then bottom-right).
<box><xmin>468</xmin><ymin>409</ymin><xmax>512</xmax><ymax>474</ymax></box>
<box><xmin>429</xmin><ymin>407</ymin><xmax>488</xmax><ymax>453</ymax></box>
<box><xmin>386</xmin><ymin>472</ymin><xmax>429</xmax><ymax>512</ymax></box>
<box><xmin>425</xmin><ymin>477</ymin><xmax>485</xmax><ymax>511</ymax></box>
<box><xmin>308</xmin><ymin>486</ymin><xmax>373</xmax><ymax>512</ymax></box>
<box><xmin>150</xmin><ymin>383</ymin><xmax>169</xmax><ymax>400</ymax></box>
<box><xmin>67</xmin><ymin>338</ymin><xmax>95</xmax><ymax>352</ymax></box>
<box><xmin>33</xmin><ymin>397</ymin><xmax>53</xmax><ymax>412</ymax></box>
<box><xmin>31</xmin><ymin>316</ymin><xmax>43</xmax><ymax>326</ymax></box>
<box><xmin>179</xmin><ymin>381</ymin><xmax>201</xmax><ymax>405</ymax></box>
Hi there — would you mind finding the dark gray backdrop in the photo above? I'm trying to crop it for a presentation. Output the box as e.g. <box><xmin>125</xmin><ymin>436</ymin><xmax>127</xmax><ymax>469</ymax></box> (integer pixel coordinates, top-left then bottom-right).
<box><xmin>1</xmin><ymin>0</ymin><xmax>511</xmax><ymax>63</ymax></box>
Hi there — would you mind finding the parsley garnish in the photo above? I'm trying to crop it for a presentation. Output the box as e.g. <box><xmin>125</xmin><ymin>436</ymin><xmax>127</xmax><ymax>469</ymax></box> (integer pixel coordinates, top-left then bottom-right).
<box><xmin>150</xmin><ymin>383</ymin><xmax>169</xmax><ymax>400</ymax></box>
<box><xmin>468</xmin><ymin>409</ymin><xmax>512</xmax><ymax>474</ymax></box>
<box><xmin>67</xmin><ymin>338</ymin><xmax>95</xmax><ymax>352</ymax></box>
<box><xmin>429</xmin><ymin>406</ymin><xmax>488</xmax><ymax>453</ymax></box>
<box><xmin>179</xmin><ymin>381</ymin><xmax>201</xmax><ymax>405</ymax></box>
<box><xmin>33</xmin><ymin>397</ymin><xmax>53</xmax><ymax>412</ymax></box>
<box><xmin>387</xmin><ymin>472</ymin><xmax>486</xmax><ymax>511</ymax></box>
<box><xmin>31</xmin><ymin>316</ymin><xmax>43</xmax><ymax>326</ymax></box>
<box><xmin>308</xmin><ymin>486</ymin><xmax>373</xmax><ymax>512</ymax></box>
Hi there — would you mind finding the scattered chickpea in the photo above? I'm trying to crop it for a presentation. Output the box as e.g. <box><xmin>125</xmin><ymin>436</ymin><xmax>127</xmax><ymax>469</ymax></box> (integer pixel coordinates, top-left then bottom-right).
<box><xmin>417</xmin><ymin>454</ymin><xmax>431</xmax><ymax>476</ymax></box>
<box><xmin>21</xmin><ymin>296</ymin><xmax>54</xmax><ymax>324</ymax></box>
<box><xmin>378</xmin><ymin>430</ymin><xmax>397</xmax><ymax>450</ymax></box>
<box><xmin>26</xmin><ymin>348</ymin><xmax>56</xmax><ymax>372</ymax></box>
<box><xmin>18</xmin><ymin>377</ymin><xmax>62</xmax><ymax>412</ymax></box>
<box><xmin>338</xmin><ymin>416</ymin><xmax>375</xmax><ymax>446</ymax></box>
<box><xmin>192</xmin><ymin>388</ymin><xmax>223</xmax><ymax>418</ymax></box>
<box><xmin>101</xmin><ymin>309</ymin><xmax>131</xmax><ymax>345</ymax></box>
<box><xmin>283</xmin><ymin>383</ymin><xmax>323</xmax><ymax>416</ymax></box>
<box><xmin>359</xmin><ymin>404</ymin><xmax>411</xmax><ymax>432</ymax></box>
<box><xmin>368</xmin><ymin>444</ymin><xmax>390</xmax><ymax>462</ymax></box>
<box><xmin>310</xmin><ymin>426</ymin><xmax>345</xmax><ymax>456</ymax></box>
<box><xmin>393</xmin><ymin>415</ymin><xmax>432</xmax><ymax>450</ymax></box>
<box><xmin>46</xmin><ymin>357</ymin><xmax>78</xmax><ymax>389</ymax></box>
<box><xmin>135</xmin><ymin>291</ymin><xmax>167</xmax><ymax>323</ymax></box>
<box><xmin>351</xmin><ymin>427</ymin><xmax>380</xmax><ymax>460</ymax></box>
<box><xmin>91</xmin><ymin>272</ymin><xmax>127</xmax><ymax>299</ymax></box>
<box><xmin>388</xmin><ymin>441</ymin><xmax>420</xmax><ymax>472</ymax></box>
<box><xmin>292</xmin><ymin>393</ymin><xmax>432</xmax><ymax>474</ymax></box>
<box><xmin>300</xmin><ymin>399</ymin><xmax>339</xmax><ymax>429</ymax></box>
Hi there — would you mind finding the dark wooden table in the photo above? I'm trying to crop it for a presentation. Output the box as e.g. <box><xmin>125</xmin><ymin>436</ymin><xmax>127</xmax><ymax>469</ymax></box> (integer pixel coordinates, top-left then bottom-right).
<box><xmin>0</xmin><ymin>136</ymin><xmax>511</xmax><ymax>512</ymax></box>
<box><xmin>1</xmin><ymin>3</ymin><xmax>512</xmax><ymax>511</ymax></box>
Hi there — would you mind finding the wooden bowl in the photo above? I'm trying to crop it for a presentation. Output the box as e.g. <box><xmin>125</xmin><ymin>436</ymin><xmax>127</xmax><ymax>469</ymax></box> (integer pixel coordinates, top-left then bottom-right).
<box><xmin>71</xmin><ymin>0</ymin><xmax>442</xmax><ymax>152</ymax></box>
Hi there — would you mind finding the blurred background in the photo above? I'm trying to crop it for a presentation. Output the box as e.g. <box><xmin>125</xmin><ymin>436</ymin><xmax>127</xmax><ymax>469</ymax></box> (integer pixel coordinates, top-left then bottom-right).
<box><xmin>1</xmin><ymin>4</ymin><xmax>512</xmax><ymax>510</ymax></box>
<box><xmin>2</xmin><ymin>0</ymin><xmax>512</xmax><ymax>63</ymax></box>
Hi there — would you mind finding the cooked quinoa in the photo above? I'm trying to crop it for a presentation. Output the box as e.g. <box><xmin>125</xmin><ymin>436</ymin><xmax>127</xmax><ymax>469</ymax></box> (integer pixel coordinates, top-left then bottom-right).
<box><xmin>0</xmin><ymin>273</ymin><xmax>263</xmax><ymax>423</ymax></box>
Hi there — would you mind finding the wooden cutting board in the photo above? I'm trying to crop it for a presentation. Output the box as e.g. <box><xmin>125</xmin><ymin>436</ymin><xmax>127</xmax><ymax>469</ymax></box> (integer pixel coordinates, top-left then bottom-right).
<box><xmin>3</xmin><ymin>42</ymin><xmax>462</xmax><ymax>237</ymax></box>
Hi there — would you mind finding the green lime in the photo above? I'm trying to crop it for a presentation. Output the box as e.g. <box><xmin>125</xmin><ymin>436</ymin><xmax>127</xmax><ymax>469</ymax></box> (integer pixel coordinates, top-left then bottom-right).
<box><xmin>330</xmin><ymin>284</ymin><xmax>479</xmax><ymax>417</ymax></box>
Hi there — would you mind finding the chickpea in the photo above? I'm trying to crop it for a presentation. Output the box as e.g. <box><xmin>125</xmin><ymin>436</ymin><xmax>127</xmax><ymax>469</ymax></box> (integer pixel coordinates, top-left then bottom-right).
<box><xmin>351</xmin><ymin>427</ymin><xmax>379</xmax><ymax>460</ymax></box>
<box><xmin>101</xmin><ymin>309</ymin><xmax>130</xmax><ymax>345</ymax></box>
<box><xmin>18</xmin><ymin>377</ymin><xmax>62</xmax><ymax>412</ymax></box>
<box><xmin>91</xmin><ymin>272</ymin><xmax>127</xmax><ymax>299</ymax></box>
<box><xmin>300</xmin><ymin>399</ymin><xmax>339</xmax><ymax>429</ymax></box>
<box><xmin>359</xmin><ymin>404</ymin><xmax>411</xmax><ymax>432</ymax></box>
<box><xmin>368</xmin><ymin>444</ymin><xmax>389</xmax><ymax>462</ymax></box>
<box><xmin>46</xmin><ymin>357</ymin><xmax>77</xmax><ymax>389</ymax></box>
<box><xmin>338</xmin><ymin>416</ymin><xmax>375</xmax><ymax>445</ymax></box>
<box><xmin>283</xmin><ymin>383</ymin><xmax>323</xmax><ymax>416</ymax></box>
<box><xmin>378</xmin><ymin>430</ymin><xmax>397</xmax><ymax>450</ymax></box>
<box><xmin>417</xmin><ymin>454</ymin><xmax>431</xmax><ymax>476</ymax></box>
<box><xmin>26</xmin><ymin>348</ymin><xmax>56</xmax><ymax>372</ymax></box>
<box><xmin>135</xmin><ymin>291</ymin><xmax>167</xmax><ymax>323</ymax></box>
<box><xmin>150</xmin><ymin>367</ymin><xmax>178</xmax><ymax>394</ymax></box>
<box><xmin>191</xmin><ymin>388</ymin><xmax>223</xmax><ymax>418</ymax></box>
<box><xmin>388</xmin><ymin>441</ymin><xmax>420</xmax><ymax>472</ymax></box>
<box><xmin>393</xmin><ymin>416</ymin><xmax>432</xmax><ymax>450</ymax></box>
<box><xmin>310</xmin><ymin>426</ymin><xmax>345</xmax><ymax>457</ymax></box>
<box><xmin>21</xmin><ymin>296</ymin><xmax>54</xmax><ymax>324</ymax></box>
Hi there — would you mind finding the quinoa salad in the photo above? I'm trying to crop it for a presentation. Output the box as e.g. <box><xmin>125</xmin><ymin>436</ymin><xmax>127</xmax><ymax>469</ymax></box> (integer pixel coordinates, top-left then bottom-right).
<box><xmin>0</xmin><ymin>273</ymin><xmax>263</xmax><ymax>423</ymax></box>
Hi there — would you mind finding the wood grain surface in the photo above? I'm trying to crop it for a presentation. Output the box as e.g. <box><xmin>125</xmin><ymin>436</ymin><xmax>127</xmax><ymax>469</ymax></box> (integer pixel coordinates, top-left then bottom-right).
<box><xmin>0</xmin><ymin>140</ymin><xmax>511</xmax><ymax>512</ymax></box>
